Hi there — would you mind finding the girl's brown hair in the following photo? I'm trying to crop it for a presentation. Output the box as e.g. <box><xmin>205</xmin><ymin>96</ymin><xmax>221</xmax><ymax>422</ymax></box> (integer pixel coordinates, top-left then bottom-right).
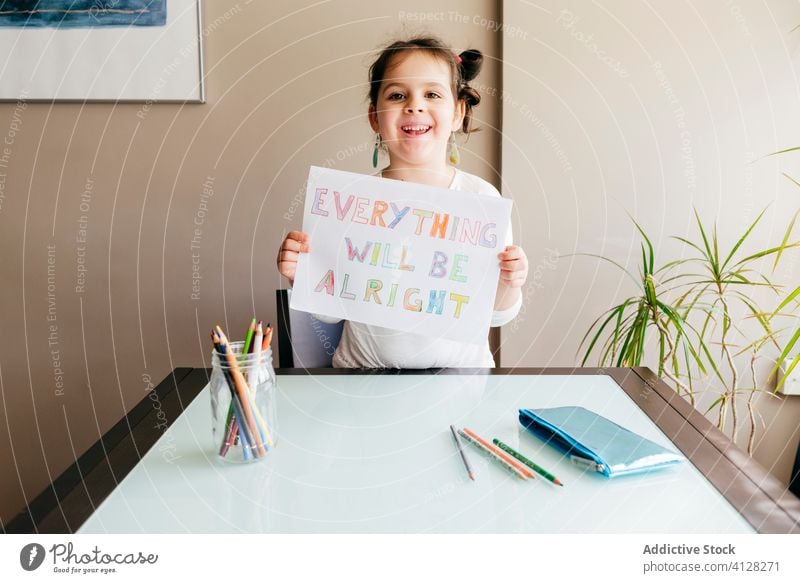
<box><xmin>368</xmin><ymin>36</ymin><xmax>483</xmax><ymax>134</ymax></box>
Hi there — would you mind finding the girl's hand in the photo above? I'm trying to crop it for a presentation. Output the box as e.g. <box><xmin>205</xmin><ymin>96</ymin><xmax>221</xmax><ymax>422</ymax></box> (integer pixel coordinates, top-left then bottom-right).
<box><xmin>498</xmin><ymin>245</ymin><xmax>528</xmax><ymax>288</ymax></box>
<box><xmin>277</xmin><ymin>230</ymin><xmax>311</xmax><ymax>286</ymax></box>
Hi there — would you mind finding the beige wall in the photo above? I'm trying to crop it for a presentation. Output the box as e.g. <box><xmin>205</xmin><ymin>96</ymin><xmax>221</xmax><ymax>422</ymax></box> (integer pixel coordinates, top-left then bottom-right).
<box><xmin>0</xmin><ymin>1</ymin><xmax>502</xmax><ymax>525</ymax></box>
<box><xmin>501</xmin><ymin>0</ymin><xmax>800</xmax><ymax>482</ymax></box>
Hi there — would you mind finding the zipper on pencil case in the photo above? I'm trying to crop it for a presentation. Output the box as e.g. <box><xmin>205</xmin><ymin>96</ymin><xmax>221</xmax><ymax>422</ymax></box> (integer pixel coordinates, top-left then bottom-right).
<box><xmin>569</xmin><ymin>455</ymin><xmax>605</xmax><ymax>473</ymax></box>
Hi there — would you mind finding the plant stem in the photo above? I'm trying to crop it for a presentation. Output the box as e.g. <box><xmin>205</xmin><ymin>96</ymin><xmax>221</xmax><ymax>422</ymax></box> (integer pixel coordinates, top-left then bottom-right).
<box><xmin>652</xmin><ymin>313</ymin><xmax>693</xmax><ymax>405</ymax></box>
<box><xmin>747</xmin><ymin>354</ymin><xmax>758</xmax><ymax>455</ymax></box>
<box><xmin>718</xmin><ymin>293</ymin><xmax>739</xmax><ymax>440</ymax></box>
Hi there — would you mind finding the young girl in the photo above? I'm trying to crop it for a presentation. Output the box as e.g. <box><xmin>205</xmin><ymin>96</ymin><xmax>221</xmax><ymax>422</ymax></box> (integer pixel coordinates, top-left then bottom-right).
<box><xmin>277</xmin><ymin>36</ymin><xmax>528</xmax><ymax>368</ymax></box>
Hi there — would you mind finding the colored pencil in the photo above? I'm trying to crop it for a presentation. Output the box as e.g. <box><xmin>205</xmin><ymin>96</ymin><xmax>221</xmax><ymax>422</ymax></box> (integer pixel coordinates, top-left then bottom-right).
<box><xmin>213</xmin><ymin>330</ymin><xmax>253</xmax><ymax>459</ymax></box>
<box><xmin>449</xmin><ymin>424</ymin><xmax>475</xmax><ymax>481</ymax></box>
<box><xmin>493</xmin><ymin>439</ymin><xmax>564</xmax><ymax>486</ymax></box>
<box><xmin>221</xmin><ymin>319</ymin><xmax>254</xmax><ymax>449</ymax></box>
<box><xmin>216</xmin><ymin>332</ymin><xmax>258</xmax><ymax>458</ymax></box>
<box><xmin>216</xmin><ymin>327</ymin><xmax>267</xmax><ymax>457</ymax></box>
<box><xmin>248</xmin><ymin>321</ymin><xmax>263</xmax><ymax>386</ymax></box>
<box><xmin>219</xmin><ymin>324</ymin><xmax>275</xmax><ymax>450</ymax></box>
<box><xmin>242</xmin><ymin>317</ymin><xmax>256</xmax><ymax>355</ymax></box>
<box><xmin>457</xmin><ymin>429</ymin><xmax>528</xmax><ymax>479</ymax></box>
<box><xmin>463</xmin><ymin>428</ymin><xmax>535</xmax><ymax>479</ymax></box>
<box><xmin>262</xmin><ymin>323</ymin><xmax>273</xmax><ymax>352</ymax></box>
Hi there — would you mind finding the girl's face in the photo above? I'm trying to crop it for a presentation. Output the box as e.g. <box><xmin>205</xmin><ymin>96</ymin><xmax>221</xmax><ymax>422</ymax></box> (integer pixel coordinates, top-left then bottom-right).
<box><xmin>369</xmin><ymin>51</ymin><xmax>465</xmax><ymax>169</ymax></box>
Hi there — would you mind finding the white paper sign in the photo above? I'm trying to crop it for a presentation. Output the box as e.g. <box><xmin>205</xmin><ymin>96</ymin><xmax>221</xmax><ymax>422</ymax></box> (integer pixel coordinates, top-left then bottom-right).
<box><xmin>290</xmin><ymin>166</ymin><xmax>512</xmax><ymax>344</ymax></box>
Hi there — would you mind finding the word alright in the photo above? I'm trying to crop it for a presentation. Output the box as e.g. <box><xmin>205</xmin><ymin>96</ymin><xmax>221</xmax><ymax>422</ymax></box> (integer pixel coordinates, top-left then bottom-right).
<box><xmin>310</xmin><ymin>188</ymin><xmax>499</xmax><ymax>248</ymax></box>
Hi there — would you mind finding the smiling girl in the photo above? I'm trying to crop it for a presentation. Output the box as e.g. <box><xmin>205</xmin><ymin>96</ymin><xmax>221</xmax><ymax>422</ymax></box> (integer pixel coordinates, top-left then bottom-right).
<box><xmin>277</xmin><ymin>36</ymin><xmax>528</xmax><ymax>368</ymax></box>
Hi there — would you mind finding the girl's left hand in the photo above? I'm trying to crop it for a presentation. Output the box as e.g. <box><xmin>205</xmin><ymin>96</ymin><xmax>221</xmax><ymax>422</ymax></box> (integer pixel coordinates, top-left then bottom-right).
<box><xmin>498</xmin><ymin>245</ymin><xmax>528</xmax><ymax>288</ymax></box>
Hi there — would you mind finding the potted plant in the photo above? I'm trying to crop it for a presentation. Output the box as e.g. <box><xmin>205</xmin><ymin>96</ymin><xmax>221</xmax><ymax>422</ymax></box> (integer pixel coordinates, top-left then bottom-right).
<box><xmin>578</xmin><ymin>208</ymin><xmax>799</xmax><ymax>453</ymax></box>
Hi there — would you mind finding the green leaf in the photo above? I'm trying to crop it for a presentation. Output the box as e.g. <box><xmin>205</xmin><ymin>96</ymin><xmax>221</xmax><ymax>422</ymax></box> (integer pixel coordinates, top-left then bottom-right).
<box><xmin>656</xmin><ymin>257</ymin><xmax>698</xmax><ymax>275</ymax></box>
<box><xmin>773</xmin><ymin>210</ymin><xmax>799</xmax><ymax>271</ymax></box>
<box><xmin>645</xmin><ymin>273</ymin><xmax>657</xmax><ymax>306</ymax></box>
<box><xmin>773</xmin><ymin>286</ymin><xmax>800</xmax><ymax>316</ymax></box>
<box><xmin>777</xmin><ymin>354</ymin><xmax>800</xmax><ymax>392</ymax></box>
<box><xmin>770</xmin><ymin>328</ymin><xmax>800</xmax><ymax>389</ymax></box>
<box><xmin>735</xmin><ymin>242</ymin><xmax>800</xmax><ymax>265</ymax></box>
<box><xmin>673</xmin><ymin>236</ymin><xmax>707</xmax><ymax>257</ymax></box>
<box><xmin>782</xmin><ymin>172</ymin><xmax>800</xmax><ymax>189</ymax></box>
<box><xmin>720</xmin><ymin>207</ymin><xmax>767</xmax><ymax>271</ymax></box>
<box><xmin>712</xmin><ymin>224</ymin><xmax>720</xmax><ymax>271</ymax></box>
<box><xmin>697</xmin><ymin>339</ymin><xmax>725</xmax><ymax>385</ymax></box>
<box><xmin>737</xmin><ymin>295</ymin><xmax>779</xmax><ymax>351</ymax></box>
<box><xmin>705</xmin><ymin>395</ymin><xmax>725</xmax><ymax>414</ymax></box>
<box><xmin>636</xmin><ymin>304</ymin><xmax>648</xmax><ymax>364</ymax></box>
<box><xmin>765</xmin><ymin>146</ymin><xmax>800</xmax><ymax>157</ymax></box>
<box><xmin>694</xmin><ymin>209</ymin><xmax>719</xmax><ymax>277</ymax></box>
<box><xmin>656</xmin><ymin>300</ymin><xmax>711</xmax><ymax>377</ymax></box>
<box><xmin>631</xmin><ymin>218</ymin><xmax>655</xmax><ymax>274</ymax></box>
<box><xmin>611</xmin><ymin>299</ymin><xmax>634</xmax><ymax>357</ymax></box>
<box><xmin>580</xmin><ymin>304</ymin><xmax>627</xmax><ymax>366</ymax></box>
<box><xmin>683</xmin><ymin>340</ymin><xmax>694</xmax><ymax>390</ymax></box>
<box><xmin>616</xmin><ymin>324</ymin><xmax>637</xmax><ymax>367</ymax></box>
<box><xmin>570</xmin><ymin>253</ymin><xmax>641</xmax><ymax>288</ymax></box>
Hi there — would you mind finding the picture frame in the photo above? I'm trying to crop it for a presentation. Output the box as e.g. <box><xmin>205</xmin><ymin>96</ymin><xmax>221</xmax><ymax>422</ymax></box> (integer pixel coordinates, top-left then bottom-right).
<box><xmin>0</xmin><ymin>0</ymin><xmax>205</xmax><ymax>102</ymax></box>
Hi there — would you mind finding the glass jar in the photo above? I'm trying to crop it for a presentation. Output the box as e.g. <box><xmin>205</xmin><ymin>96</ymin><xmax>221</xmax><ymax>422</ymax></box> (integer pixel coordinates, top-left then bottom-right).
<box><xmin>210</xmin><ymin>341</ymin><xmax>277</xmax><ymax>463</ymax></box>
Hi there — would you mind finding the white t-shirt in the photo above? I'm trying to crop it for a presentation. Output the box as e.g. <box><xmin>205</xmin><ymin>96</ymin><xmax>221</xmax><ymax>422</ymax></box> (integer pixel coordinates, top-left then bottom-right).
<box><xmin>309</xmin><ymin>168</ymin><xmax>522</xmax><ymax>369</ymax></box>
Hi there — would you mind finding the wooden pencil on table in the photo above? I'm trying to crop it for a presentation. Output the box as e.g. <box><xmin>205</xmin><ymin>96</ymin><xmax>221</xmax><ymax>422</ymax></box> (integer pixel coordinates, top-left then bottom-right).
<box><xmin>449</xmin><ymin>425</ymin><xmax>475</xmax><ymax>481</ymax></box>
<box><xmin>493</xmin><ymin>438</ymin><xmax>564</xmax><ymax>486</ymax></box>
<box><xmin>463</xmin><ymin>428</ymin><xmax>535</xmax><ymax>479</ymax></box>
<box><xmin>458</xmin><ymin>429</ymin><xmax>528</xmax><ymax>479</ymax></box>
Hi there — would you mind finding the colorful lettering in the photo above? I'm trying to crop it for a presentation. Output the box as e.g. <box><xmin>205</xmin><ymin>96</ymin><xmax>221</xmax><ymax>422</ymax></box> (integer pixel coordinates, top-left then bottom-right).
<box><xmin>370</xmin><ymin>200</ymin><xmax>388</xmax><ymax>227</ymax></box>
<box><xmin>388</xmin><ymin>283</ymin><xmax>399</xmax><ymax>307</ymax></box>
<box><xmin>333</xmin><ymin>191</ymin><xmax>354</xmax><ymax>220</ymax></box>
<box><xmin>448</xmin><ymin>216</ymin><xmax>460</xmax><ymax>241</ymax></box>
<box><xmin>450</xmin><ymin>293</ymin><xmax>470</xmax><ymax>318</ymax></box>
<box><xmin>353</xmin><ymin>197</ymin><xmax>370</xmax><ymax>224</ymax></box>
<box><xmin>429</xmin><ymin>251</ymin><xmax>448</xmax><ymax>278</ymax></box>
<box><xmin>388</xmin><ymin>203</ymin><xmax>410</xmax><ymax>229</ymax></box>
<box><xmin>413</xmin><ymin>209</ymin><xmax>434</xmax><ymax>235</ymax></box>
<box><xmin>314</xmin><ymin>269</ymin><xmax>334</xmax><ymax>295</ymax></box>
<box><xmin>370</xmin><ymin>242</ymin><xmax>382</xmax><ymax>266</ymax></box>
<box><xmin>426</xmin><ymin>290</ymin><xmax>446</xmax><ymax>315</ymax></box>
<box><xmin>404</xmin><ymin>288</ymin><xmax>422</xmax><ymax>312</ymax></box>
<box><xmin>364</xmin><ymin>279</ymin><xmax>383</xmax><ymax>303</ymax></box>
<box><xmin>451</xmin><ymin>254</ymin><xmax>468</xmax><ymax>283</ymax></box>
<box><xmin>479</xmin><ymin>222</ymin><xmax>497</xmax><ymax>248</ymax></box>
<box><xmin>459</xmin><ymin>218</ymin><xmax>480</xmax><ymax>245</ymax></box>
<box><xmin>340</xmin><ymin>273</ymin><xmax>356</xmax><ymax>300</ymax></box>
<box><xmin>382</xmin><ymin>244</ymin><xmax>398</xmax><ymax>269</ymax></box>
<box><xmin>311</xmin><ymin>188</ymin><xmax>329</xmax><ymax>216</ymax></box>
<box><xmin>345</xmin><ymin>237</ymin><xmax>372</xmax><ymax>262</ymax></box>
<box><xmin>399</xmin><ymin>246</ymin><xmax>415</xmax><ymax>271</ymax></box>
<box><xmin>430</xmin><ymin>213</ymin><xmax>449</xmax><ymax>239</ymax></box>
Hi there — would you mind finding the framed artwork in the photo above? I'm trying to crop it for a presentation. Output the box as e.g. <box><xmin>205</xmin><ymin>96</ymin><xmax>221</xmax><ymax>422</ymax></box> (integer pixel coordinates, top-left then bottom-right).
<box><xmin>0</xmin><ymin>1</ymin><xmax>204</xmax><ymax>102</ymax></box>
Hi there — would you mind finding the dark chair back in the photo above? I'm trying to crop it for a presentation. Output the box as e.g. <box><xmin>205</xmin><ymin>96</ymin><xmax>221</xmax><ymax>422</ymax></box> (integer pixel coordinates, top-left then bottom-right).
<box><xmin>791</xmin><ymin>439</ymin><xmax>800</xmax><ymax>498</ymax></box>
<box><xmin>276</xmin><ymin>289</ymin><xmax>344</xmax><ymax>368</ymax></box>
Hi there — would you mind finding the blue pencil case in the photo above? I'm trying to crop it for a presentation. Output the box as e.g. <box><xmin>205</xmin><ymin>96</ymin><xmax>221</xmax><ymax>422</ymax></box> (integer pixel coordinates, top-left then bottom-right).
<box><xmin>519</xmin><ymin>406</ymin><xmax>684</xmax><ymax>477</ymax></box>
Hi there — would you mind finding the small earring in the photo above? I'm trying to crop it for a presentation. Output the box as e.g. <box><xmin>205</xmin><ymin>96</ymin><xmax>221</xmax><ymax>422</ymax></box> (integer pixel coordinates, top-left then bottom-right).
<box><xmin>448</xmin><ymin>132</ymin><xmax>460</xmax><ymax>165</ymax></box>
<box><xmin>372</xmin><ymin>133</ymin><xmax>381</xmax><ymax>168</ymax></box>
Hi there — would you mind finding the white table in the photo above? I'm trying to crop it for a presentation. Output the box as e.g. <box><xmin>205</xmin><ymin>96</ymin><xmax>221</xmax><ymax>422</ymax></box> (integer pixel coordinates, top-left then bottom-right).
<box><xmin>76</xmin><ymin>371</ymin><xmax>757</xmax><ymax>533</ymax></box>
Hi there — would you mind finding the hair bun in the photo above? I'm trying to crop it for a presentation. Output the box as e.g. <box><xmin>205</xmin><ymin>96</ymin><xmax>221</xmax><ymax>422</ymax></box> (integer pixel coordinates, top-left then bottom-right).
<box><xmin>458</xmin><ymin>49</ymin><xmax>483</xmax><ymax>83</ymax></box>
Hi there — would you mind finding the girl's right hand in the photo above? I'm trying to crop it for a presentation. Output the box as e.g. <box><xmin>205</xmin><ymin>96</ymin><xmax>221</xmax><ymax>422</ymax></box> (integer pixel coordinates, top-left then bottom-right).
<box><xmin>277</xmin><ymin>230</ymin><xmax>311</xmax><ymax>286</ymax></box>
